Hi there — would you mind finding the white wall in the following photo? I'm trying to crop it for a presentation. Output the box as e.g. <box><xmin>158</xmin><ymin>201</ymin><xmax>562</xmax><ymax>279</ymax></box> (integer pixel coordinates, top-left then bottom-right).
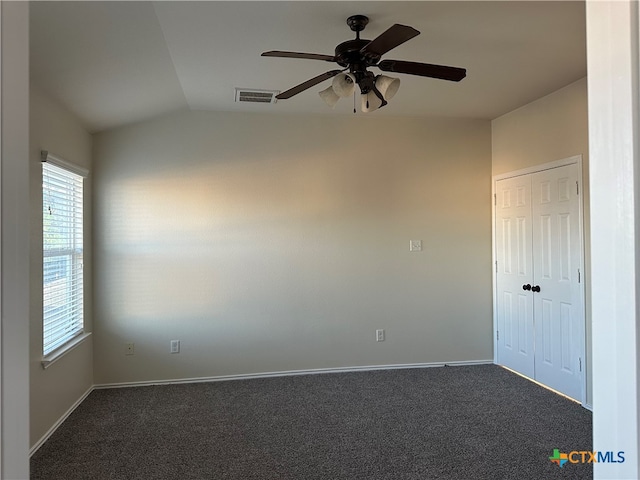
<box><xmin>29</xmin><ymin>84</ymin><xmax>93</xmax><ymax>449</ymax></box>
<box><xmin>491</xmin><ymin>78</ymin><xmax>591</xmax><ymax>406</ymax></box>
<box><xmin>1</xmin><ymin>1</ymin><xmax>30</xmax><ymax>477</ymax></box>
<box><xmin>93</xmin><ymin>111</ymin><xmax>493</xmax><ymax>384</ymax></box>
<box><xmin>587</xmin><ymin>1</ymin><xmax>639</xmax><ymax>478</ymax></box>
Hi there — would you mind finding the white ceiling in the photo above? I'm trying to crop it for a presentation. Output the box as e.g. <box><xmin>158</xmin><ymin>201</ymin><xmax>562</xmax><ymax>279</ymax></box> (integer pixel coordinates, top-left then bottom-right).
<box><xmin>30</xmin><ymin>1</ymin><xmax>586</xmax><ymax>133</ymax></box>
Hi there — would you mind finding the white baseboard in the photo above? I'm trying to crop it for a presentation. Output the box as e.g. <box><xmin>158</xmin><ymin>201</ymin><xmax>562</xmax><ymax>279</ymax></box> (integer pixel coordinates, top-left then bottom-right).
<box><xmin>30</xmin><ymin>385</ymin><xmax>94</xmax><ymax>457</ymax></box>
<box><xmin>93</xmin><ymin>359</ymin><xmax>494</xmax><ymax>389</ymax></box>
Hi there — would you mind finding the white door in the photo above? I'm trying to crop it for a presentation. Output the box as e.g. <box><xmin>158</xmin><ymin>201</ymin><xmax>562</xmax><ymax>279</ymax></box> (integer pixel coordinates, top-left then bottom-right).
<box><xmin>531</xmin><ymin>164</ymin><xmax>583</xmax><ymax>400</ymax></box>
<box><xmin>495</xmin><ymin>175</ymin><xmax>535</xmax><ymax>378</ymax></box>
<box><xmin>495</xmin><ymin>163</ymin><xmax>584</xmax><ymax>401</ymax></box>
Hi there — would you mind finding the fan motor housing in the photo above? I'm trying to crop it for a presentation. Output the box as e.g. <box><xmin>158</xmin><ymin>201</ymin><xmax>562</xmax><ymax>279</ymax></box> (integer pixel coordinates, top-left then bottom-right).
<box><xmin>334</xmin><ymin>39</ymin><xmax>380</xmax><ymax>68</ymax></box>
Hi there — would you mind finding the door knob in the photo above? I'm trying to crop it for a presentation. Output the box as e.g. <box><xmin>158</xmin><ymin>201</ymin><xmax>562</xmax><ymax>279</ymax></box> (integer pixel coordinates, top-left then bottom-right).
<box><xmin>532</xmin><ymin>285</ymin><xmax>541</xmax><ymax>292</ymax></box>
<box><xmin>522</xmin><ymin>284</ymin><xmax>532</xmax><ymax>291</ymax></box>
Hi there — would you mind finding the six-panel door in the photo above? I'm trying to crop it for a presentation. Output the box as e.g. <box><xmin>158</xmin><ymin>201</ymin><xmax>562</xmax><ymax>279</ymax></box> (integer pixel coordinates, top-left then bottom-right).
<box><xmin>531</xmin><ymin>164</ymin><xmax>583</xmax><ymax>400</ymax></box>
<box><xmin>495</xmin><ymin>163</ymin><xmax>583</xmax><ymax>401</ymax></box>
<box><xmin>496</xmin><ymin>175</ymin><xmax>535</xmax><ymax>379</ymax></box>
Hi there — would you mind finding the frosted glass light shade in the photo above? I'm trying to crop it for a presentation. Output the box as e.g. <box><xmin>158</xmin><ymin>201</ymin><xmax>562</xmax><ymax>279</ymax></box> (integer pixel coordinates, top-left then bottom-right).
<box><xmin>319</xmin><ymin>86</ymin><xmax>340</xmax><ymax>108</ymax></box>
<box><xmin>361</xmin><ymin>91</ymin><xmax>383</xmax><ymax>112</ymax></box>
<box><xmin>375</xmin><ymin>75</ymin><xmax>400</xmax><ymax>100</ymax></box>
<box><xmin>318</xmin><ymin>86</ymin><xmax>340</xmax><ymax>108</ymax></box>
<box><xmin>332</xmin><ymin>73</ymin><xmax>356</xmax><ymax>97</ymax></box>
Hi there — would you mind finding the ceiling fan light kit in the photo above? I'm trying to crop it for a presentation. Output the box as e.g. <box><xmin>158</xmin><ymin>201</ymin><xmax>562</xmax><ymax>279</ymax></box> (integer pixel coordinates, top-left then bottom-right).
<box><xmin>262</xmin><ymin>14</ymin><xmax>466</xmax><ymax>113</ymax></box>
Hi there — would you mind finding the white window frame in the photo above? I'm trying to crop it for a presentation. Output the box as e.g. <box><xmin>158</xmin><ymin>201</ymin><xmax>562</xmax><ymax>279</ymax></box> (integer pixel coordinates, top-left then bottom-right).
<box><xmin>41</xmin><ymin>151</ymin><xmax>90</xmax><ymax>367</ymax></box>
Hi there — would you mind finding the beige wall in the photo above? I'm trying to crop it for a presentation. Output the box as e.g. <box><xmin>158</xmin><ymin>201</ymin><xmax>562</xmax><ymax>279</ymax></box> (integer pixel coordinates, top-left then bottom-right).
<box><xmin>26</xmin><ymin>77</ymin><xmax>587</xmax><ymax>444</ymax></box>
<box><xmin>492</xmin><ymin>78</ymin><xmax>589</xmax><ymax>176</ymax></box>
<box><xmin>30</xmin><ymin>84</ymin><xmax>94</xmax><ymax>448</ymax></box>
<box><xmin>93</xmin><ymin>111</ymin><xmax>493</xmax><ymax>384</ymax></box>
<box><xmin>491</xmin><ymin>77</ymin><xmax>591</xmax><ymax>405</ymax></box>
<box><xmin>2</xmin><ymin>2</ymin><xmax>31</xmax><ymax>475</ymax></box>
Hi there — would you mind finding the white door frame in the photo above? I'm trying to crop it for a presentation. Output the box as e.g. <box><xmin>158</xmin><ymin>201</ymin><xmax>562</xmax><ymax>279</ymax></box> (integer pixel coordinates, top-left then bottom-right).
<box><xmin>0</xmin><ymin>2</ymin><xmax>3</xmax><ymax>473</ymax></box>
<box><xmin>492</xmin><ymin>155</ymin><xmax>586</xmax><ymax>405</ymax></box>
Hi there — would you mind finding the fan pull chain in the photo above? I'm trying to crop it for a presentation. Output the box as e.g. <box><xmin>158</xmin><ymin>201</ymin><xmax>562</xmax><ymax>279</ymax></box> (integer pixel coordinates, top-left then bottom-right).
<box><xmin>353</xmin><ymin>91</ymin><xmax>356</xmax><ymax>114</ymax></box>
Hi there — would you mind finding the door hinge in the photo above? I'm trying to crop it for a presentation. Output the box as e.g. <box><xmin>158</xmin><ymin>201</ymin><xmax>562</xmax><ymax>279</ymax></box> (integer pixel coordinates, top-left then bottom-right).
<box><xmin>576</xmin><ymin>181</ymin><xmax>579</xmax><ymax>195</ymax></box>
<box><xmin>494</xmin><ymin>193</ymin><xmax>497</xmax><ymax>206</ymax></box>
<box><xmin>578</xmin><ymin>268</ymin><xmax>581</xmax><ymax>283</ymax></box>
<box><xmin>497</xmin><ymin>330</ymin><xmax>499</xmax><ymax>341</ymax></box>
<box><xmin>579</xmin><ymin>357</ymin><xmax>582</xmax><ymax>372</ymax></box>
<box><xmin>495</xmin><ymin>260</ymin><xmax>498</xmax><ymax>273</ymax></box>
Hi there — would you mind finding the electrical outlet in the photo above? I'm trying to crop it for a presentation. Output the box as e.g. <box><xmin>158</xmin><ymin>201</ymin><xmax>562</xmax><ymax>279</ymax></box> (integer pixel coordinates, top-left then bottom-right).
<box><xmin>125</xmin><ymin>343</ymin><xmax>135</xmax><ymax>355</ymax></box>
<box><xmin>376</xmin><ymin>329</ymin><xmax>385</xmax><ymax>342</ymax></box>
<box><xmin>409</xmin><ymin>240</ymin><xmax>422</xmax><ymax>252</ymax></box>
<box><xmin>170</xmin><ymin>340</ymin><xmax>180</xmax><ymax>354</ymax></box>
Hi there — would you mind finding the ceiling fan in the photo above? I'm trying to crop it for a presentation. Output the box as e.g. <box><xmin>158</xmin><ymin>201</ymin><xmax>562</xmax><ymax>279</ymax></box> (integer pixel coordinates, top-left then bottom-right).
<box><xmin>262</xmin><ymin>15</ymin><xmax>466</xmax><ymax>112</ymax></box>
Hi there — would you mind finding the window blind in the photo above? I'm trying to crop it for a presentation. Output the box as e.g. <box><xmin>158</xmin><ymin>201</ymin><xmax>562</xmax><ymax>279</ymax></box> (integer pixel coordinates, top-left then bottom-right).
<box><xmin>42</xmin><ymin>158</ymin><xmax>85</xmax><ymax>356</ymax></box>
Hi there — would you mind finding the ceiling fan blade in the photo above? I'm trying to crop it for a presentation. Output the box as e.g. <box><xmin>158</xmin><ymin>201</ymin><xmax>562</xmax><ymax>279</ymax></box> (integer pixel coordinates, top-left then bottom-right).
<box><xmin>377</xmin><ymin>59</ymin><xmax>467</xmax><ymax>82</ymax></box>
<box><xmin>262</xmin><ymin>51</ymin><xmax>336</xmax><ymax>62</ymax></box>
<box><xmin>276</xmin><ymin>70</ymin><xmax>343</xmax><ymax>99</ymax></box>
<box><xmin>360</xmin><ymin>24</ymin><xmax>420</xmax><ymax>57</ymax></box>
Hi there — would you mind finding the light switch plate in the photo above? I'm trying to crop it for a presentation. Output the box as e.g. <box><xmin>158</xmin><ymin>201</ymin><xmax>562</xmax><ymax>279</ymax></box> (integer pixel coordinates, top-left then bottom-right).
<box><xmin>409</xmin><ymin>240</ymin><xmax>422</xmax><ymax>252</ymax></box>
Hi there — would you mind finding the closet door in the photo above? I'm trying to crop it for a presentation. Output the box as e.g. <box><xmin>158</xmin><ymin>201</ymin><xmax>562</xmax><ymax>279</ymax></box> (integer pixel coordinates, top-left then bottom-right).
<box><xmin>531</xmin><ymin>164</ymin><xmax>583</xmax><ymax>400</ymax></box>
<box><xmin>495</xmin><ymin>175</ymin><xmax>535</xmax><ymax>378</ymax></box>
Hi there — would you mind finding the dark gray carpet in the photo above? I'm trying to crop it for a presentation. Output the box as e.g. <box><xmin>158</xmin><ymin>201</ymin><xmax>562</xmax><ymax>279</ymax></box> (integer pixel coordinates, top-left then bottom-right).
<box><xmin>31</xmin><ymin>365</ymin><xmax>592</xmax><ymax>479</ymax></box>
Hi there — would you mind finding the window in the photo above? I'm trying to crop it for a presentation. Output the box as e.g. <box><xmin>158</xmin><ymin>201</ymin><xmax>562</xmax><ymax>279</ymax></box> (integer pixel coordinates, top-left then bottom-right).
<box><xmin>42</xmin><ymin>154</ymin><xmax>86</xmax><ymax>356</ymax></box>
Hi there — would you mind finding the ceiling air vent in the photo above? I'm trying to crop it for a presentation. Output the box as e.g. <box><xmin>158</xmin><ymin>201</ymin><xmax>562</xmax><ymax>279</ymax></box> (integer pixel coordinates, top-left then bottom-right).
<box><xmin>235</xmin><ymin>88</ymin><xmax>279</xmax><ymax>104</ymax></box>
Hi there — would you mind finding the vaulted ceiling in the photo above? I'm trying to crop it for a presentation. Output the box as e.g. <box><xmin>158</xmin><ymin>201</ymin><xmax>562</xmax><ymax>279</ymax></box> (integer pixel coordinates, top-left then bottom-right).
<box><xmin>30</xmin><ymin>1</ymin><xmax>586</xmax><ymax>133</ymax></box>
